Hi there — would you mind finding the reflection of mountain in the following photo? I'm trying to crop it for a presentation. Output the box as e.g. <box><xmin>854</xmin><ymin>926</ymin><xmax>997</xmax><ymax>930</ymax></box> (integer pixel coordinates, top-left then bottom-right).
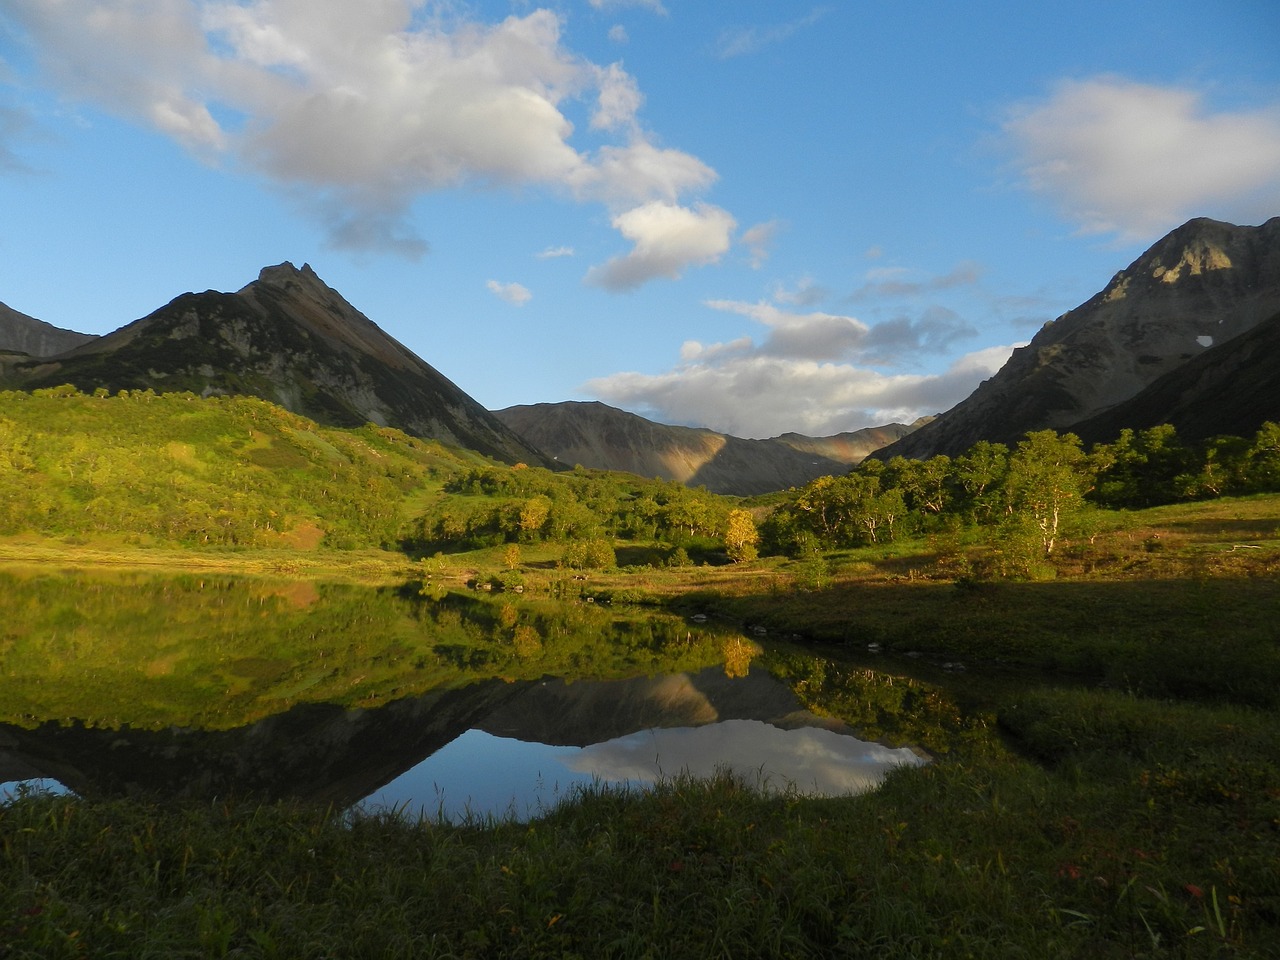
<box><xmin>0</xmin><ymin>680</ymin><xmax>527</xmax><ymax>806</ymax></box>
<box><xmin>479</xmin><ymin>665</ymin><xmax>851</xmax><ymax>746</ymax></box>
<box><xmin>1</xmin><ymin>666</ymin><xmax>875</xmax><ymax>805</ymax></box>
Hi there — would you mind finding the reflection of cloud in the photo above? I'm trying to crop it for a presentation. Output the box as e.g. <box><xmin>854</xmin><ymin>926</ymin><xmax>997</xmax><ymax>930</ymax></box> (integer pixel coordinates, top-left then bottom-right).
<box><xmin>567</xmin><ymin>720</ymin><xmax>926</xmax><ymax>796</ymax></box>
<box><xmin>1003</xmin><ymin>76</ymin><xmax>1280</xmax><ymax>241</ymax></box>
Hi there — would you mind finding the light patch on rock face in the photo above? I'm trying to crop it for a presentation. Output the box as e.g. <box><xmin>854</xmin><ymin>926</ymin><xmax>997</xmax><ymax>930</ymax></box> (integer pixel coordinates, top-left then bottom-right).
<box><xmin>1152</xmin><ymin>243</ymin><xmax>1233</xmax><ymax>284</ymax></box>
<box><xmin>1196</xmin><ymin>335</ymin><xmax>1214</xmax><ymax>347</ymax></box>
<box><xmin>1104</xmin><ymin>274</ymin><xmax>1130</xmax><ymax>302</ymax></box>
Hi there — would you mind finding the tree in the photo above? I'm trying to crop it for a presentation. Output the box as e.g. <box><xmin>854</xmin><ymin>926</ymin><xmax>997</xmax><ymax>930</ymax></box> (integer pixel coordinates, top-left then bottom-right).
<box><xmin>1003</xmin><ymin>430</ymin><xmax>1090</xmax><ymax>557</ymax></box>
<box><xmin>723</xmin><ymin>509</ymin><xmax>759</xmax><ymax>562</ymax></box>
<box><xmin>518</xmin><ymin>495</ymin><xmax>552</xmax><ymax>540</ymax></box>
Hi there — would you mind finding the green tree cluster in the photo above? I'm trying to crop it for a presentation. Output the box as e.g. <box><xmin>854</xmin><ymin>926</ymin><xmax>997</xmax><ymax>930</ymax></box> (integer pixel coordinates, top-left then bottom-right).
<box><xmin>409</xmin><ymin>465</ymin><xmax>731</xmax><ymax>555</ymax></box>
<box><xmin>761</xmin><ymin>423</ymin><xmax>1280</xmax><ymax>561</ymax></box>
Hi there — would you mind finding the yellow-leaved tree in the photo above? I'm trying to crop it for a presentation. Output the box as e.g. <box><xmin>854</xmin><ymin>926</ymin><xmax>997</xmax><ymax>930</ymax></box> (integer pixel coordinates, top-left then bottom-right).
<box><xmin>724</xmin><ymin>508</ymin><xmax>759</xmax><ymax>563</ymax></box>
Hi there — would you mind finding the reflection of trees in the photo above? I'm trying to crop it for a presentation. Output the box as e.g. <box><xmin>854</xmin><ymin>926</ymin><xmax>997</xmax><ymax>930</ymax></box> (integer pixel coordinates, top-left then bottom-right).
<box><xmin>0</xmin><ymin>571</ymin><xmax>734</xmax><ymax>733</ymax></box>
<box><xmin>721</xmin><ymin>638</ymin><xmax>756</xmax><ymax>678</ymax></box>
<box><xmin>761</xmin><ymin>651</ymin><xmax>993</xmax><ymax>756</ymax></box>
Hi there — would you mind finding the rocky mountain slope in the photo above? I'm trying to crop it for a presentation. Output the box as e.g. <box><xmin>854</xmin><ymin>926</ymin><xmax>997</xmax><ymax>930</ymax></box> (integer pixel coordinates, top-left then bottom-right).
<box><xmin>0</xmin><ymin>301</ymin><xmax>97</xmax><ymax>358</ymax></box>
<box><xmin>494</xmin><ymin>400</ymin><xmax>919</xmax><ymax>496</ymax></box>
<box><xmin>0</xmin><ymin>263</ymin><xmax>553</xmax><ymax>467</ymax></box>
<box><xmin>1070</xmin><ymin>308</ymin><xmax>1280</xmax><ymax>445</ymax></box>
<box><xmin>874</xmin><ymin>217</ymin><xmax>1280</xmax><ymax>459</ymax></box>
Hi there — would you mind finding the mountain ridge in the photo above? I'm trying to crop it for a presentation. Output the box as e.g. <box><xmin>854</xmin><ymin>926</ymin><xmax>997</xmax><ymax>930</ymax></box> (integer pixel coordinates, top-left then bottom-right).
<box><xmin>0</xmin><ymin>301</ymin><xmax>98</xmax><ymax>358</ymax></box>
<box><xmin>873</xmin><ymin>216</ymin><xmax>1280</xmax><ymax>459</ymax></box>
<box><xmin>494</xmin><ymin>400</ymin><xmax>920</xmax><ymax>495</ymax></box>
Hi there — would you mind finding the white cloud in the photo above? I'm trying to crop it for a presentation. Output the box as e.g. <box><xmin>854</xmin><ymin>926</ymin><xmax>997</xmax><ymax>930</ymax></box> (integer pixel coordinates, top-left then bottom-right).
<box><xmin>740</xmin><ymin>219</ymin><xmax>781</xmax><ymax>268</ymax></box>
<box><xmin>714</xmin><ymin>7</ymin><xmax>830</xmax><ymax>60</ymax></box>
<box><xmin>536</xmin><ymin>245</ymin><xmax>575</xmax><ymax>259</ymax></box>
<box><xmin>577</xmin><ymin>139</ymin><xmax>718</xmax><ymax>207</ymax></box>
<box><xmin>607</xmin><ymin>25</ymin><xmax>629</xmax><ymax>44</ymax></box>
<box><xmin>586</xmin><ymin>343</ymin><xmax>1017</xmax><ymax>439</ymax></box>
<box><xmin>486</xmin><ymin>279</ymin><xmax>533</xmax><ymax>306</ymax></box>
<box><xmin>771</xmin><ymin>275</ymin><xmax>830</xmax><ymax>307</ymax></box>
<box><xmin>1004</xmin><ymin>76</ymin><xmax>1280</xmax><ymax>241</ymax></box>
<box><xmin>585</xmin><ymin>295</ymin><xmax>998</xmax><ymax>437</ymax></box>
<box><xmin>703</xmin><ymin>300</ymin><xmax>870</xmax><ymax>362</ymax></box>
<box><xmin>5</xmin><ymin>0</ymin><xmax>722</xmax><ymax>267</ymax></box>
<box><xmin>590</xmin><ymin>62</ymin><xmax>642</xmax><ymax>132</ymax></box>
<box><xmin>584</xmin><ymin>201</ymin><xmax>736</xmax><ymax>290</ymax></box>
<box><xmin>849</xmin><ymin>261</ymin><xmax>983</xmax><ymax>300</ymax></box>
<box><xmin>589</xmin><ymin>0</ymin><xmax>667</xmax><ymax>14</ymax></box>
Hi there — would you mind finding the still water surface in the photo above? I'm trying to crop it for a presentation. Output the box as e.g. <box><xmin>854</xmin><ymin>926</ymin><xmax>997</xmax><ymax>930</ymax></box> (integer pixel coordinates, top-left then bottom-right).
<box><xmin>0</xmin><ymin>571</ymin><xmax>952</xmax><ymax>820</ymax></box>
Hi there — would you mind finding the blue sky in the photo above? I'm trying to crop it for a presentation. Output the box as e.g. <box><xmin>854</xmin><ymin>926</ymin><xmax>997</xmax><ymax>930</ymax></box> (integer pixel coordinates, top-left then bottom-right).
<box><xmin>2</xmin><ymin>1</ymin><xmax>1278</xmax><ymax>438</ymax></box>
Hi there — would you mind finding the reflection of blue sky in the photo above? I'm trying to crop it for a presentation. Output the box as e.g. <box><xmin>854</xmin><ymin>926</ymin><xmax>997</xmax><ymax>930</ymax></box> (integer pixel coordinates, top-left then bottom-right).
<box><xmin>361</xmin><ymin>721</ymin><xmax>926</xmax><ymax>823</ymax></box>
<box><xmin>1</xmin><ymin>779</ymin><xmax>68</xmax><ymax>802</ymax></box>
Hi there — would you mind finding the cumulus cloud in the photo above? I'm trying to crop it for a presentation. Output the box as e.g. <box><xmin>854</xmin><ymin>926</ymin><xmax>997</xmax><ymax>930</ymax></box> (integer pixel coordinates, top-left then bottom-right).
<box><xmin>1004</xmin><ymin>76</ymin><xmax>1280</xmax><ymax>240</ymax></box>
<box><xmin>585</xmin><ymin>294</ymin><xmax>997</xmax><ymax>437</ymax></box>
<box><xmin>586</xmin><ymin>344</ymin><xmax>1016</xmax><ymax>439</ymax></box>
<box><xmin>5</xmin><ymin>0</ymin><xmax>721</xmax><ymax>268</ymax></box>
<box><xmin>584</xmin><ymin>201</ymin><xmax>736</xmax><ymax>290</ymax></box>
<box><xmin>486</xmin><ymin>279</ymin><xmax>532</xmax><ymax>306</ymax></box>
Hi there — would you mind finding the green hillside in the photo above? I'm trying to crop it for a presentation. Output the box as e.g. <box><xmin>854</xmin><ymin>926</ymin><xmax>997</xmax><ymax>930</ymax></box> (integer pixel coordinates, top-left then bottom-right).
<box><xmin>0</xmin><ymin>387</ymin><xmax>480</xmax><ymax>550</ymax></box>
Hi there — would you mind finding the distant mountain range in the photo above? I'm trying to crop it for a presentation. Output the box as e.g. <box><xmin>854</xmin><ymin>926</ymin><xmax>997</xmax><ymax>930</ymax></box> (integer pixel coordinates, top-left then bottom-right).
<box><xmin>874</xmin><ymin>217</ymin><xmax>1280</xmax><ymax>459</ymax></box>
<box><xmin>494</xmin><ymin>401</ymin><xmax>920</xmax><ymax>495</ymax></box>
<box><xmin>0</xmin><ymin>302</ymin><xmax>97</xmax><ymax>358</ymax></box>
<box><xmin>3</xmin><ymin>215</ymin><xmax>1277</xmax><ymax>490</ymax></box>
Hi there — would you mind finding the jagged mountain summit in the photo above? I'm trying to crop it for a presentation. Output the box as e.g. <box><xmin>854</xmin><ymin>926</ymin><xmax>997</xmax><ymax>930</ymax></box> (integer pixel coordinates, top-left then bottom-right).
<box><xmin>874</xmin><ymin>217</ymin><xmax>1280</xmax><ymax>460</ymax></box>
<box><xmin>0</xmin><ymin>263</ymin><xmax>553</xmax><ymax>467</ymax></box>
<box><xmin>0</xmin><ymin>301</ymin><xmax>98</xmax><ymax>358</ymax></box>
<box><xmin>493</xmin><ymin>400</ymin><xmax>920</xmax><ymax>496</ymax></box>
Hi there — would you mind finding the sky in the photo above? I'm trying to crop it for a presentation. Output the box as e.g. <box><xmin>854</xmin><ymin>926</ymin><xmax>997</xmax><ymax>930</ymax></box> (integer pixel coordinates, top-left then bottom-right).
<box><xmin>1</xmin><ymin>1</ymin><xmax>1278</xmax><ymax>440</ymax></box>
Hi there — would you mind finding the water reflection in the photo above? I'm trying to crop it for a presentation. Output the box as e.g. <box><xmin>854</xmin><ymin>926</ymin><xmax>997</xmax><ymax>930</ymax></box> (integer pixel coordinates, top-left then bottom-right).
<box><xmin>0</xmin><ymin>570</ymin><xmax>966</xmax><ymax>819</ymax></box>
<box><xmin>363</xmin><ymin>721</ymin><xmax>925</xmax><ymax>822</ymax></box>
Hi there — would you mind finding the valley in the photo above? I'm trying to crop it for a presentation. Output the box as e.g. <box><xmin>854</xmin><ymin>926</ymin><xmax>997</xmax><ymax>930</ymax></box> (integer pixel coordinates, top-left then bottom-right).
<box><xmin>1</xmin><ymin>215</ymin><xmax>1279</xmax><ymax>956</ymax></box>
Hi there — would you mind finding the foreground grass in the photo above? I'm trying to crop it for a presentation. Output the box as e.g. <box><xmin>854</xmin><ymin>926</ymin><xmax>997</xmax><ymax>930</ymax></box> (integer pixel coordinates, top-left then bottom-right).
<box><xmin>4</xmin><ymin>703</ymin><xmax>1276</xmax><ymax>959</ymax></box>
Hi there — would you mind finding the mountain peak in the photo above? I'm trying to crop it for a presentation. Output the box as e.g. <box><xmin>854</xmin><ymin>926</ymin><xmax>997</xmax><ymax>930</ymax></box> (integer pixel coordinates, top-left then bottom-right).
<box><xmin>251</xmin><ymin>261</ymin><xmax>323</xmax><ymax>291</ymax></box>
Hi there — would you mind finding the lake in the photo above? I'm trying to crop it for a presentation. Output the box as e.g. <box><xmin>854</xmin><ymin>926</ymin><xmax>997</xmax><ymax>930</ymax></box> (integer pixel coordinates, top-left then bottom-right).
<box><xmin>0</xmin><ymin>570</ymin><xmax>976</xmax><ymax>820</ymax></box>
